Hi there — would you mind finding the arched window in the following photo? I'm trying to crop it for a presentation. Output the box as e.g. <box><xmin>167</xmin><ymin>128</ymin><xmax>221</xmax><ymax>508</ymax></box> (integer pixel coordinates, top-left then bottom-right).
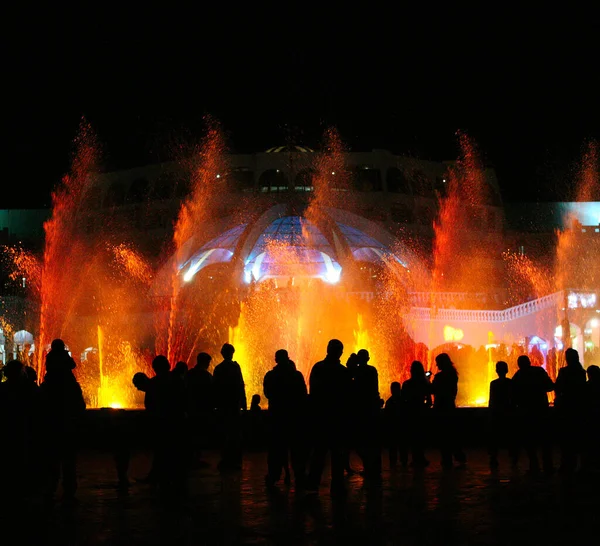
<box><xmin>127</xmin><ymin>178</ymin><xmax>149</xmax><ymax>204</ymax></box>
<box><xmin>104</xmin><ymin>182</ymin><xmax>126</xmax><ymax>208</ymax></box>
<box><xmin>229</xmin><ymin>168</ymin><xmax>255</xmax><ymax>192</ymax></box>
<box><xmin>258</xmin><ymin>169</ymin><xmax>289</xmax><ymax>192</ymax></box>
<box><xmin>86</xmin><ymin>186</ymin><xmax>104</xmax><ymax>209</ymax></box>
<box><xmin>151</xmin><ymin>174</ymin><xmax>176</xmax><ymax>201</ymax></box>
<box><xmin>353</xmin><ymin>166</ymin><xmax>382</xmax><ymax>192</ymax></box>
<box><xmin>411</xmin><ymin>170</ymin><xmax>435</xmax><ymax>197</ymax></box>
<box><xmin>295</xmin><ymin>168</ymin><xmax>316</xmax><ymax>192</ymax></box>
<box><xmin>386</xmin><ymin>167</ymin><xmax>412</xmax><ymax>194</ymax></box>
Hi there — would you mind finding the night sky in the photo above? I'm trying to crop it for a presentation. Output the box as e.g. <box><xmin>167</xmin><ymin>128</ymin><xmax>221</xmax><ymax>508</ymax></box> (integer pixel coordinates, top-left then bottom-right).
<box><xmin>2</xmin><ymin>6</ymin><xmax>598</xmax><ymax>208</ymax></box>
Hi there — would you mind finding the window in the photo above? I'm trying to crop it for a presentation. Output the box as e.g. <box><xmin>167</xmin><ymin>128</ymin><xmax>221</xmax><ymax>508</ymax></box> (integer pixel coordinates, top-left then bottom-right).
<box><xmin>258</xmin><ymin>169</ymin><xmax>289</xmax><ymax>192</ymax></box>
<box><xmin>353</xmin><ymin>166</ymin><xmax>383</xmax><ymax>192</ymax></box>
<box><xmin>386</xmin><ymin>168</ymin><xmax>412</xmax><ymax>194</ymax></box>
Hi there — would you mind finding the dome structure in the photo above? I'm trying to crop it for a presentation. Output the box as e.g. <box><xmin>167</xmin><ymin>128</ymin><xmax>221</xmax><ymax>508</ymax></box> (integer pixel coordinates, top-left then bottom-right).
<box><xmin>175</xmin><ymin>205</ymin><xmax>420</xmax><ymax>288</ymax></box>
<box><xmin>265</xmin><ymin>145</ymin><xmax>314</xmax><ymax>153</ymax></box>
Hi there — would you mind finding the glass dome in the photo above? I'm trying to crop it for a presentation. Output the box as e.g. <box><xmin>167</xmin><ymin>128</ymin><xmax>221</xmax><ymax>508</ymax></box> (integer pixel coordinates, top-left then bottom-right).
<box><xmin>244</xmin><ymin>217</ymin><xmax>341</xmax><ymax>283</ymax></box>
<box><xmin>177</xmin><ymin>210</ymin><xmax>411</xmax><ymax>284</ymax></box>
<box><xmin>181</xmin><ymin>224</ymin><xmax>247</xmax><ymax>282</ymax></box>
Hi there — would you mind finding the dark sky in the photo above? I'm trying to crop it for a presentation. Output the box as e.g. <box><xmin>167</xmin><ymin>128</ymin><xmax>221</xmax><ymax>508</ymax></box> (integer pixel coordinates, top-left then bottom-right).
<box><xmin>2</xmin><ymin>6</ymin><xmax>598</xmax><ymax>207</ymax></box>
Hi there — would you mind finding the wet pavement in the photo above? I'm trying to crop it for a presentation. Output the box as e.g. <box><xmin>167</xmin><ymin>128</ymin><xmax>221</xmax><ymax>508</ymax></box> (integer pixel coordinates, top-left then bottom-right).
<box><xmin>3</xmin><ymin>449</ymin><xmax>598</xmax><ymax>545</ymax></box>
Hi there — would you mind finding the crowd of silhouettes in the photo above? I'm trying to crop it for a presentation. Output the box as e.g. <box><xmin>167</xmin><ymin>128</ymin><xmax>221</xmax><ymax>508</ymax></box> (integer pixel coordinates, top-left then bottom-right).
<box><xmin>0</xmin><ymin>339</ymin><xmax>85</xmax><ymax>505</ymax></box>
<box><xmin>2</xmin><ymin>337</ymin><xmax>600</xmax><ymax>504</ymax></box>
<box><xmin>128</xmin><ymin>339</ymin><xmax>600</xmax><ymax>498</ymax></box>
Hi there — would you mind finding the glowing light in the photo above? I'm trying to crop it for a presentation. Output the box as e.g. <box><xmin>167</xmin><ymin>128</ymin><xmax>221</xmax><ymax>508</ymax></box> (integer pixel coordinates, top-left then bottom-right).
<box><xmin>321</xmin><ymin>252</ymin><xmax>341</xmax><ymax>283</ymax></box>
<box><xmin>443</xmin><ymin>325</ymin><xmax>464</xmax><ymax>342</ymax></box>
<box><xmin>590</xmin><ymin>318</ymin><xmax>599</xmax><ymax>328</ymax></box>
<box><xmin>182</xmin><ymin>249</ymin><xmax>217</xmax><ymax>282</ymax></box>
<box><xmin>216</xmin><ymin>174</ymin><xmax>221</xmax><ymax>178</ymax></box>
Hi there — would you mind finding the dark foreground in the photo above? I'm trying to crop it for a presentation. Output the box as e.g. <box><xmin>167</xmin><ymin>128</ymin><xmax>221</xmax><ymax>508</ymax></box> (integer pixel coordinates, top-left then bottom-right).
<box><xmin>2</xmin><ymin>449</ymin><xmax>597</xmax><ymax>546</ymax></box>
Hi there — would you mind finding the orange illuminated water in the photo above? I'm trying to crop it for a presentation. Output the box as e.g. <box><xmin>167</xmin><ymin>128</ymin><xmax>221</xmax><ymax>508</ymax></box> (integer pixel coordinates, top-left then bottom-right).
<box><xmin>429</xmin><ymin>133</ymin><xmax>499</xmax><ymax>404</ymax></box>
<box><xmin>3</xmin><ymin>120</ymin><xmax>597</xmax><ymax>407</ymax></box>
<box><xmin>159</xmin><ymin>117</ymin><xmax>228</xmax><ymax>365</ymax></box>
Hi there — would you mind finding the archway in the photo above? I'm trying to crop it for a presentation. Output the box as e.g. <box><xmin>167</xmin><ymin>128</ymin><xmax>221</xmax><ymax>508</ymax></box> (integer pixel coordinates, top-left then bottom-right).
<box><xmin>295</xmin><ymin>168</ymin><xmax>317</xmax><ymax>192</ymax></box>
<box><xmin>127</xmin><ymin>178</ymin><xmax>150</xmax><ymax>204</ymax></box>
<box><xmin>386</xmin><ymin>167</ymin><xmax>412</xmax><ymax>194</ymax></box>
<box><xmin>104</xmin><ymin>182</ymin><xmax>126</xmax><ymax>208</ymax></box>
<box><xmin>258</xmin><ymin>169</ymin><xmax>289</xmax><ymax>192</ymax></box>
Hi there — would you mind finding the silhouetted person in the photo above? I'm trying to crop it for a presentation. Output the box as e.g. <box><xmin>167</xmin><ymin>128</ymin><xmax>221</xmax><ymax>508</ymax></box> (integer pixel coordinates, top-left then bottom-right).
<box><xmin>144</xmin><ymin>355</ymin><xmax>187</xmax><ymax>495</ymax></box>
<box><xmin>187</xmin><ymin>352</ymin><xmax>213</xmax><ymax>466</ymax></box>
<box><xmin>306</xmin><ymin>339</ymin><xmax>352</xmax><ymax>496</ymax></box>
<box><xmin>173</xmin><ymin>361</ymin><xmax>188</xmax><ymax>380</ymax></box>
<box><xmin>40</xmin><ymin>341</ymin><xmax>86</xmax><ymax>503</ymax></box>
<box><xmin>188</xmin><ymin>352</ymin><xmax>213</xmax><ymax>414</ymax></box>
<box><xmin>132</xmin><ymin>372</ymin><xmax>157</xmax><ymax>483</ymax></box>
<box><xmin>263</xmin><ymin>349</ymin><xmax>308</xmax><ymax>489</ymax></box>
<box><xmin>555</xmin><ymin>348</ymin><xmax>587</xmax><ymax>473</ymax></box>
<box><xmin>0</xmin><ymin>360</ymin><xmax>40</xmax><ymax>499</ymax></box>
<box><xmin>385</xmin><ymin>382</ymin><xmax>407</xmax><ymax>467</ymax></box>
<box><xmin>354</xmin><ymin>348</ymin><xmax>382</xmax><ymax>479</ymax></box>
<box><xmin>401</xmin><ymin>360</ymin><xmax>432</xmax><ymax>468</ymax></box>
<box><xmin>250</xmin><ymin>394</ymin><xmax>262</xmax><ymax>412</ymax></box>
<box><xmin>45</xmin><ymin>338</ymin><xmax>77</xmax><ymax>374</ymax></box>
<box><xmin>346</xmin><ymin>352</ymin><xmax>359</xmax><ymax>379</ymax></box>
<box><xmin>342</xmin><ymin>353</ymin><xmax>359</xmax><ymax>475</ymax></box>
<box><xmin>488</xmin><ymin>361</ymin><xmax>517</xmax><ymax>469</ymax></box>
<box><xmin>133</xmin><ymin>372</ymin><xmax>150</xmax><ymax>393</ymax></box>
<box><xmin>248</xmin><ymin>394</ymin><xmax>265</xmax><ymax>450</ymax></box>
<box><xmin>24</xmin><ymin>365</ymin><xmax>38</xmax><ymax>384</ymax></box>
<box><xmin>583</xmin><ymin>365</ymin><xmax>600</xmax><ymax>470</ymax></box>
<box><xmin>106</xmin><ymin>407</ymin><xmax>132</xmax><ymax>490</ymax></box>
<box><xmin>512</xmin><ymin>354</ymin><xmax>554</xmax><ymax>473</ymax></box>
<box><xmin>213</xmin><ymin>343</ymin><xmax>247</xmax><ymax>471</ymax></box>
<box><xmin>432</xmin><ymin>353</ymin><xmax>466</xmax><ymax>469</ymax></box>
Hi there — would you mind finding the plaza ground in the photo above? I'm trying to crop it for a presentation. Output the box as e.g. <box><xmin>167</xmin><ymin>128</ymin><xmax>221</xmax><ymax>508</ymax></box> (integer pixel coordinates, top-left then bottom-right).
<box><xmin>3</xmin><ymin>448</ymin><xmax>597</xmax><ymax>545</ymax></box>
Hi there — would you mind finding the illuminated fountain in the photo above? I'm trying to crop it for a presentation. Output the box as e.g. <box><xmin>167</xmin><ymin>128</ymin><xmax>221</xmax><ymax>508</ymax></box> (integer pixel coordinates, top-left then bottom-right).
<box><xmin>159</xmin><ymin>128</ymin><xmax>423</xmax><ymax>397</ymax></box>
<box><xmin>3</xmin><ymin>120</ymin><xmax>151</xmax><ymax>406</ymax></box>
<box><xmin>3</xmin><ymin>118</ymin><xmax>597</xmax><ymax>408</ymax></box>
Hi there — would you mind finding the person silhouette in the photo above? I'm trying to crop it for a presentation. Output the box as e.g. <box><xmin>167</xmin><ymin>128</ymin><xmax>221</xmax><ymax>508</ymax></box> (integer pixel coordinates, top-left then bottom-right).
<box><xmin>0</xmin><ymin>360</ymin><xmax>40</xmax><ymax>499</ymax></box>
<box><xmin>511</xmin><ymin>354</ymin><xmax>554</xmax><ymax>473</ymax></box>
<box><xmin>248</xmin><ymin>394</ymin><xmax>264</xmax><ymax>450</ymax></box>
<box><xmin>263</xmin><ymin>349</ymin><xmax>308</xmax><ymax>489</ymax></box>
<box><xmin>173</xmin><ymin>361</ymin><xmax>188</xmax><ymax>381</ymax></box>
<box><xmin>354</xmin><ymin>349</ymin><xmax>382</xmax><ymax>480</ymax></box>
<box><xmin>213</xmin><ymin>343</ymin><xmax>247</xmax><ymax>472</ymax></box>
<box><xmin>554</xmin><ymin>348</ymin><xmax>587</xmax><ymax>473</ymax></box>
<box><xmin>250</xmin><ymin>394</ymin><xmax>262</xmax><ymax>412</ymax></box>
<box><xmin>385</xmin><ymin>381</ymin><xmax>407</xmax><ymax>468</ymax></box>
<box><xmin>306</xmin><ymin>339</ymin><xmax>352</xmax><ymax>496</ymax></box>
<box><xmin>39</xmin><ymin>340</ymin><xmax>86</xmax><ymax>503</ymax></box>
<box><xmin>342</xmin><ymin>353</ymin><xmax>359</xmax><ymax>475</ymax></box>
<box><xmin>488</xmin><ymin>361</ymin><xmax>517</xmax><ymax>469</ymax></box>
<box><xmin>132</xmin><ymin>372</ymin><xmax>150</xmax><ymax>393</ymax></box>
<box><xmin>144</xmin><ymin>355</ymin><xmax>187</xmax><ymax>495</ymax></box>
<box><xmin>188</xmin><ymin>353</ymin><xmax>213</xmax><ymax>414</ymax></box>
<box><xmin>583</xmin><ymin>365</ymin><xmax>600</xmax><ymax>470</ymax></box>
<box><xmin>24</xmin><ymin>365</ymin><xmax>38</xmax><ymax>385</ymax></box>
<box><xmin>401</xmin><ymin>360</ymin><xmax>432</xmax><ymax>468</ymax></box>
<box><xmin>431</xmin><ymin>353</ymin><xmax>466</xmax><ymax>469</ymax></box>
<box><xmin>131</xmin><ymin>371</ymin><xmax>158</xmax><ymax>483</ymax></box>
<box><xmin>187</xmin><ymin>352</ymin><xmax>213</xmax><ymax>467</ymax></box>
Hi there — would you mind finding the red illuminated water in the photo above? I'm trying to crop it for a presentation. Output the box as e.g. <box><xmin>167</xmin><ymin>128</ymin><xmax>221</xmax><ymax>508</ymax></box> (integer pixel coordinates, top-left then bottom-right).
<box><xmin>4</xmin><ymin>121</ymin><xmax>597</xmax><ymax>407</ymax></box>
